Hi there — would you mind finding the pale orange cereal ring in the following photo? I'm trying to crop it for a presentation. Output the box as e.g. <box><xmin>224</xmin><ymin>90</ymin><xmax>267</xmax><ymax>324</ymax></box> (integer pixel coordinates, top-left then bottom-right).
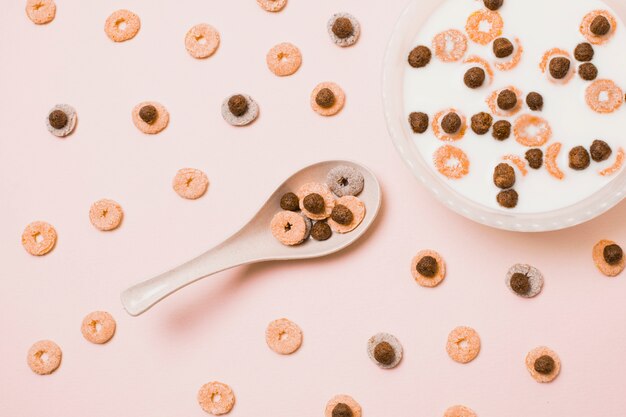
<box><xmin>324</xmin><ymin>395</ymin><xmax>362</xmax><ymax>417</ymax></box>
<box><xmin>132</xmin><ymin>101</ymin><xmax>169</xmax><ymax>134</ymax></box>
<box><xmin>327</xmin><ymin>196</ymin><xmax>365</xmax><ymax>234</ymax></box>
<box><xmin>486</xmin><ymin>86</ymin><xmax>523</xmax><ymax>117</ymax></box>
<box><xmin>266</xmin><ymin>42</ymin><xmax>302</xmax><ymax>76</ymax></box>
<box><xmin>434</xmin><ymin>145</ymin><xmax>470</xmax><ymax>179</ymax></box>
<box><xmin>525</xmin><ymin>346</ymin><xmax>561</xmax><ymax>383</ymax></box>
<box><xmin>270</xmin><ymin>211</ymin><xmax>308</xmax><ymax>246</ymax></box>
<box><xmin>296</xmin><ymin>182</ymin><xmax>335</xmax><ymax>220</ymax></box>
<box><xmin>580</xmin><ymin>10</ymin><xmax>617</xmax><ymax>45</ymax></box>
<box><xmin>592</xmin><ymin>239</ymin><xmax>625</xmax><ymax>277</ymax></box>
<box><xmin>89</xmin><ymin>199</ymin><xmax>123</xmax><ymax>231</ymax></box>
<box><xmin>198</xmin><ymin>381</ymin><xmax>235</xmax><ymax>415</ymax></box>
<box><xmin>539</xmin><ymin>48</ymin><xmax>575</xmax><ymax>84</ymax></box>
<box><xmin>185</xmin><ymin>24</ymin><xmax>220</xmax><ymax>59</ymax></box>
<box><xmin>27</xmin><ymin>340</ymin><xmax>62</xmax><ymax>375</ymax></box>
<box><xmin>22</xmin><ymin>221</ymin><xmax>57</xmax><ymax>256</ymax></box>
<box><xmin>172</xmin><ymin>168</ymin><xmax>209</xmax><ymax>200</ymax></box>
<box><xmin>465</xmin><ymin>9</ymin><xmax>503</xmax><ymax>45</ymax></box>
<box><xmin>81</xmin><ymin>311</ymin><xmax>116</xmax><ymax>344</ymax></box>
<box><xmin>257</xmin><ymin>0</ymin><xmax>287</xmax><ymax>12</ymax></box>
<box><xmin>432</xmin><ymin>30</ymin><xmax>468</xmax><ymax>62</ymax></box>
<box><xmin>104</xmin><ymin>10</ymin><xmax>140</xmax><ymax>42</ymax></box>
<box><xmin>26</xmin><ymin>0</ymin><xmax>56</xmax><ymax>25</ymax></box>
<box><xmin>446</xmin><ymin>326</ymin><xmax>481</xmax><ymax>364</ymax></box>
<box><xmin>464</xmin><ymin>55</ymin><xmax>494</xmax><ymax>85</ymax></box>
<box><xmin>495</xmin><ymin>37</ymin><xmax>523</xmax><ymax>71</ymax></box>
<box><xmin>310</xmin><ymin>82</ymin><xmax>345</xmax><ymax>116</ymax></box>
<box><xmin>599</xmin><ymin>148</ymin><xmax>624</xmax><ymax>177</ymax></box>
<box><xmin>513</xmin><ymin>114</ymin><xmax>552</xmax><ymax>147</ymax></box>
<box><xmin>432</xmin><ymin>109</ymin><xmax>467</xmax><ymax>141</ymax></box>
<box><xmin>503</xmin><ymin>155</ymin><xmax>528</xmax><ymax>176</ymax></box>
<box><xmin>585</xmin><ymin>79</ymin><xmax>623</xmax><ymax>114</ymax></box>
<box><xmin>545</xmin><ymin>142</ymin><xmax>564</xmax><ymax>180</ymax></box>
<box><xmin>411</xmin><ymin>249</ymin><xmax>446</xmax><ymax>288</ymax></box>
<box><xmin>444</xmin><ymin>405</ymin><xmax>477</xmax><ymax>417</ymax></box>
<box><xmin>265</xmin><ymin>318</ymin><xmax>303</xmax><ymax>354</ymax></box>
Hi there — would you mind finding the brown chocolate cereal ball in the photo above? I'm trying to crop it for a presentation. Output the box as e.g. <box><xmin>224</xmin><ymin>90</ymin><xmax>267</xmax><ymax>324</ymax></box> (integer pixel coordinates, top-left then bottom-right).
<box><xmin>409</xmin><ymin>112</ymin><xmax>429</xmax><ymax>134</ymax></box>
<box><xmin>525</xmin><ymin>148</ymin><xmax>544</xmax><ymax>169</ymax></box>
<box><xmin>510</xmin><ymin>272</ymin><xmax>531</xmax><ymax>295</ymax></box>
<box><xmin>139</xmin><ymin>105</ymin><xmax>158</xmax><ymax>124</ymax></box>
<box><xmin>569</xmin><ymin>146</ymin><xmax>591</xmax><ymax>170</ymax></box>
<box><xmin>441</xmin><ymin>112</ymin><xmax>462</xmax><ymax>134</ymax></box>
<box><xmin>492</xmin><ymin>120</ymin><xmax>511</xmax><ymax>141</ymax></box>
<box><xmin>228</xmin><ymin>94</ymin><xmax>249</xmax><ymax>117</ymax></box>
<box><xmin>471</xmin><ymin>112</ymin><xmax>493</xmax><ymax>135</ymax></box>
<box><xmin>497</xmin><ymin>89</ymin><xmax>517</xmax><ymax>111</ymax></box>
<box><xmin>483</xmin><ymin>0</ymin><xmax>503</xmax><ymax>10</ymax></box>
<box><xmin>464</xmin><ymin>67</ymin><xmax>486</xmax><ymax>89</ymax></box>
<box><xmin>549</xmin><ymin>57</ymin><xmax>571</xmax><ymax>80</ymax></box>
<box><xmin>526</xmin><ymin>92</ymin><xmax>544</xmax><ymax>111</ymax></box>
<box><xmin>332</xmin><ymin>403</ymin><xmax>353</xmax><ymax>417</ymax></box>
<box><xmin>373</xmin><ymin>341</ymin><xmax>396</xmax><ymax>365</ymax></box>
<box><xmin>493</xmin><ymin>163</ymin><xmax>516</xmax><ymax>189</ymax></box>
<box><xmin>48</xmin><ymin>109</ymin><xmax>68</xmax><ymax>129</ymax></box>
<box><xmin>311</xmin><ymin>221</ymin><xmax>332</xmax><ymax>241</ymax></box>
<box><xmin>590</xmin><ymin>140</ymin><xmax>612</xmax><ymax>162</ymax></box>
<box><xmin>280</xmin><ymin>192</ymin><xmax>299</xmax><ymax>211</ymax></box>
<box><xmin>579</xmin><ymin>63</ymin><xmax>598</xmax><ymax>81</ymax></box>
<box><xmin>493</xmin><ymin>37</ymin><xmax>514</xmax><ymax>58</ymax></box>
<box><xmin>574</xmin><ymin>42</ymin><xmax>594</xmax><ymax>62</ymax></box>
<box><xmin>603</xmin><ymin>244</ymin><xmax>623</xmax><ymax>265</ymax></box>
<box><xmin>497</xmin><ymin>189</ymin><xmax>518</xmax><ymax>208</ymax></box>
<box><xmin>534</xmin><ymin>355</ymin><xmax>555</xmax><ymax>374</ymax></box>
<box><xmin>590</xmin><ymin>15</ymin><xmax>611</xmax><ymax>36</ymax></box>
<box><xmin>316</xmin><ymin>88</ymin><xmax>336</xmax><ymax>109</ymax></box>
<box><xmin>332</xmin><ymin>17</ymin><xmax>354</xmax><ymax>39</ymax></box>
<box><xmin>408</xmin><ymin>45</ymin><xmax>432</xmax><ymax>68</ymax></box>
<box><xmin>416</xmin><ymin>255</ymin><xmax>438</xmax><ymax>278</ymax></box>
<box><xmin>330</xmin><ymin>204</ymin><xmax>354</xmax><ymax>225</ymax></box>
<box><xmin>303</xmin><ymin>193</ymin><xmax>325</xmax><ymax>214</ymax></box>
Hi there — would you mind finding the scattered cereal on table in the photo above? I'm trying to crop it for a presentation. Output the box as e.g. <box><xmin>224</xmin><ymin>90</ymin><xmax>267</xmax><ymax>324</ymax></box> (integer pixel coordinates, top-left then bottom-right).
<box><xmin>592</xmin><ymin>239</ymin><xmax>625</xmax><ymax>277</ymax></box>
<box><xmin>46</xmin><ymin>104</ymin><xmax>77</xmax><ymax>137</ymax></box>
<box><xmin>265</xmin><ymin>318</ymin><xmax>303</xmax><ymax>354</ymax></box>
<box><xmin>27</xmin><ymin>340</ymin><xmax>62</xmax><ymax>375</ymax></box>
<box><xmin>221</xmin><ymin>94</ymin><xmax>259</xmax><ymax>126</ymax></box>
<box><xmin>22</xmin><ymin>221</ymin><xmax>57</xmax><ymax>256</ymax></box>
<box><xmin>446</xmin><ymin>326</ymin><xmax>481</xmax><ymax>364</ymax></box>
<box><xmin>367</xmin><ymin>332</ymin><xmax>403</xmax><ymax>369</ymax></box>
<box><xmin>525</xmin><ymin>346</ymin><xmax>561</xmax><ymax>383</ymax></box>
<box><xmin>198</xmin><ymin>381</ymin><xmax>235</xmax><ymax>415</ymax></box>
<box><xmin>411</xmin><ymin>249</ymin><xmax>446</xmax><ymax>287</ymax></box>
<box><xmin>89</xmin><ymin>199</ymin><xmax>123</xmax><ymax>231</ymax></box>
<box><xmin>26</xmin><ymin>0</ymin><xmax>56</xmax><ymax>25</ymax></box>
<box><xmin>327</xmin><ymin>13</ymin><xmax>360</xmax><ymax>48</ymax></box>
<box><xmin>505</xmin><ymin>264</ymin><xmax>544</xmax><ymax>298</ymax></box>
<box><xmin>81</xmin><ymin>311</ymin><xmax>116</xmax><ymax>344</ymax></box>
<box><xmin>324</xmin><ymin>395</ymin><xmax>362</xmax><ymax>417</ymax></box>
<box><xmin>104</xmin><ymin>10</ymin><xmax>140</xmax><ymax>42</ymax></box>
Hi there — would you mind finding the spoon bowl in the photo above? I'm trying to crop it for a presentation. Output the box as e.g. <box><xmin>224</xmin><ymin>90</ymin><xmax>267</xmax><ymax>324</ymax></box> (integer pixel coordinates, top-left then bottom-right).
<box><xmin>121</xmin><ymin>160</ymin><xmax>381</xmax><ymax>316</ymax></box>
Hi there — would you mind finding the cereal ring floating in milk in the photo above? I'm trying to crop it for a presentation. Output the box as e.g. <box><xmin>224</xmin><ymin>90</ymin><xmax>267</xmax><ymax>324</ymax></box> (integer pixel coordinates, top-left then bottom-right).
<box><xmin>172</xmin><ymin>168</ymin><xmax>209</xmax><ymax>200</ymax></box>
<box><xmin>446</xmin><ymin>326</ymin><xmax>481</xmax><ymax>364</ymax></box>
<box><xmin>367</xmin><ymin>332</ymin><xmax>403</xmax><ymax>369</ymax></box>
<box><xmin>411</xmin><ymin>249</ymin><xmax>446</xmax><ymax>288</ymax></box>
<box><xmin>25</xmin><ymin>0</ymin><xmax>56</xmax><ymax>25</ymax></box>
<box><xmin>540</xmin><ymin>48</ymin><xmax>575</xmax><ymax>84</ymax></box>
<box><xmin>22</xmin><ymin>221</ymin><xmax>57</xmax><ymax>256</ymax></box>
<box><xmin>525</xmin><ymin>346</ymin><xmax>561</xmax><ymax>383</ymax></box>
<box><xmin>494</xmin><ymin>37</ymin><xmax>524</xmax><ymax>71</ymax></box>
<box><xmin>502</xmin><ymin>155</ymin><xmax>528</xmax><ymax>176</ymax></box>
<box><xmin>81</xmin><ymin>311</ymin><xmax>116</xmax><ymax>344</ymax></box>
<box><xmin>592</xmin><ymin>239</ymin><xmax>625</xmax><ymax>277</ymax></box>
<box><xmin>444</xmin><ymin>405</ymin><xmax>477</xmax><ymax>417</ymax></box>
<box><xmin>465</xmin><ymin>9</ymin><xmax>503</xmax><ymax>45</ymax></box>
<box><xmin>46</xmin><ymin>104</ymin><xmax>77</xmax><ymax>137</ymax></box>
<box><xmin>580</xmin><ymin>10</ymin><xmax>617</xmax><ymax>45</ymax></box>
<box><xmin>432</xmin><ymin>109</ymin><xmax>467</xmax><ymax>141</ymax></box>
<box><xmin>185</xmin><ymin>24</ymin><xmax>220</xmax><ymax>59</ymax></box>
<box><xmin>486</xmin><ymin>86</ymin><xmax>523</xmax><ymax>117</ymax></box>
<box><xmin>599</xmin><ymin>148</ymin><xmax>625</xmax><ymax>177</ymax></box>
<box><xmin>27</xmin><ymin>340</ymin><xmax>62</xmax><ymax>375</ymax></box>
<box><xmin>265</xmin><ymin>318</ymin><xmax>303</xmax><ymax>354</ymax></box>
<box><xmin>327</xmin><ymin>13</ymin><xmax>361</xmax><ymax>48</ymax></box>
<box><xmin>545</xmin><ymin>142</ymin><xmax>565</xmax><ymax>180</ymax></box>
<box><xmin>585</xmin><ymin>79</ymin><xmax>623</xmax><ymax>114</ymax></box>
<box><xmin>433</xmin><ymin>145</ymin><xmax>470</xmax><ymax>179</ymax></box>
<box><xmin>89</xmin><ymin>199</ymin><xmax>123</xmax><ymax>231</ymax></box>
<box><xmin>256</xmin><ymin>0</ymin><xmax>287</xmax><ymax>13</ymax></box>
<box><xmin>325</xmin><ymin>395</ymin><xmax>362</xmax><ymax>417</ymax></box>
<box><xmin>513</xmin><ymin>114</ymin><xmax>552</xmax><ymax>148</ymax></box>
<box><xmin>104</xmin><ymin>10</ymin><xmax>140</xmax><ymax>42</ymax></box>
<box><xmin>463</xmin><ymin>55</ymin><xmax>494</xmax><ymax>86</ymax></box>
<box><xmin>432</xmin><ymin>29</ymin><xmax>468</xmax><ymax>62</ymax></box>
<box><xmin>266</xmin><ymin>42</ymin><xmax>302</xmax><ymax>76</ymax></box>
<box><xmin>132</xmin><ymin>102</ymin><xmax>169</xmax><ymax>134</ymax></box>
<box><xmin>197</xmin><ymin>381</ymin><xmax>235</xmax><ymax>415</ymax></box>
<box><xmin>310</xmin><ymin>82</ymin><xmax>346</xmax><ymax>116</ymax></box>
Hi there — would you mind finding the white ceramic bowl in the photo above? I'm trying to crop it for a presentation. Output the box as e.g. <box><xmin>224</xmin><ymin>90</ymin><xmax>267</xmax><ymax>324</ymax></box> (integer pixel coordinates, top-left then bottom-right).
<box><xmin>382</xmin><ymin>0</ymin><xmax>626</xmax><ymax>232</ymax></box>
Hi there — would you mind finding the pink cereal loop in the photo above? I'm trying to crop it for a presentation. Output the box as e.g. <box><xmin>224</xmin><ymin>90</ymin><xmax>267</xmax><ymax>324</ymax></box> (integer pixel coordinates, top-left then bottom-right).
<box><xmin>197</xmin><ymin>381</ymin><xmax>235</xmax><ymax>415</ymax></box>
<box><xmin>432</xmin><ymin>29</ymin><xmax>468</xmax><ymax>62</ymax></box>
<box><xmin>104</xmin><ymin>9</ymin><xmax>140</xmax><ymax>42</ymax></box>
<box><xmin>486</xmin><ymin>86</ymin><xmax>523</xmax><ymax>117</ymax></box>
<box><xmin>513</xmin><ymin>114</ymin><xmax>552</xmax><ymax>147</ymax></box>
<box><xmin>580</xmin><ymin>10</ymin><xmax>617</xmax><ymax>45</ymax></box>
<box><xmin>266</xmin><ymin>42</ymin><xmax>302</xmax><ymax>76</ymax></box>
<box><xmin>185</xmin><ymin>24</ymin><xmax>220</xmax><ymax>59</ymax></box>
<box><xmin>464</xmin><ymin>55</ymin><xmax>494</xmax><ymax>85</ymax></box>
<box><xmin>495</xmin><ymin>37</ymin><xmax>523</xmax><ymax>71</ymax></box>
<box><xmin>81</xmin><ymin>311</ymin><xmax>116</xmax><ymax>344</ymax></box>
<box><xmin>465</xmin><ymin>9</ymin><xmax>503</xmax><ymax>45</ymax></box>
<box><xmin>432</xmin><ymin>108</ymin><xmax>468</xmax><ymax>141</ymax></box>
<box><xmin>26</xmin><ymin>0</ymin><xmax>56</xmax><ymax>25</ymax></box>
<box><xmin>545</xmin><ymin>142</ymin><xmax>564</xmax><ymax>180</ymax></box>
<box><xmin>433</xmin><ymin>145</ymin><xmax>470</xmax><ymax>180</ymax></box>
<box><xmin>599</xmin><ymin>148</ymin><xmax>625</xmax><ymax>177</ymax></box>
<box><xmin>585</xmin><ymin>79</ymin><xmax>623</xmax><ymax>114</ymax></box>
<box><xmin>172</xmin><ymin>168</ymin><xmax>209</xmax><ymax>200</ymax></box>
<box><xmin>503</xmin><ymin>155</ymin><xmax>528</xmax><ymax>176</ymax></box>
<box><xmin>89</xmin><ymin>199</ymin><xmax>123</xmax><ymax>231</ymax></box>
<box><xmin>21</xmin><ymin>221</ymin><xmax>57</xmax><ymax>256</ymax></box>
<box><xmin>27</xmin><ymin>340</ymin><xmax>62</xmax><ymax>375</ymax></box>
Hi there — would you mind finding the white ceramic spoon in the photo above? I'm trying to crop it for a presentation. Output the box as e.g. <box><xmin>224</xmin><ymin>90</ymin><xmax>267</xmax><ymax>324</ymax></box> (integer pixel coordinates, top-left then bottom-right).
<box><xmin>121</xmin><ymin>160</ymin><xmax>381</xmax><ymax>316</ymax></box>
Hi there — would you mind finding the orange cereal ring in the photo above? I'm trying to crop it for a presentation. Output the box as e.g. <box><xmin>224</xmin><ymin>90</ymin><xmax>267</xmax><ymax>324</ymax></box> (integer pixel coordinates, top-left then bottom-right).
<box><xmin>464</xmin><ymin>55</ymin><xmax>494</xmax><ymax>85</ymax></box>
<box><xmin>495</xmin><ymin>37</ymin><xmax>523</xmax><ymax>71</ymax></box>
<box><xmin>172</xmin><ymin>168</ymin><xmax>209</xmax><ymax>200</ymax></box>
<box><xmin>327</xmin><ymin>196</ymin><xmax>365</xmax><ymax>234</ymax></box>
<box><xmin>433</xmin><ymin>145</ymin><xmax>470</xmax><ymax>180</ymax></box>
<box><xmin>89</xmin><ymin>199</ymin><xmax>123</xmax><ymax>231</ymax></box>
<box><xmin>310</xmin><ymin>82</ymin><xmax>346</xmax><ymax>117</ymax></box>
<box><xmin>27</xmin><ymin>340</ymin><xmax>62</xmax><ymax>375</ymax></box>
<box><xmin>325</xmin><ymin>395</ymin><xmax>362</xmax><ymax>417</ymax></box>
<box><xmin>22</xmin><ymin>221</ymin><xmax>57</xmax><ymax>256</ymax></box>
<box><xmin>265</xmin><ymin>318</ymin><xmax>303</xmax><ymax>354</ymax></box>
<box><xmin>444</xmin><ymin>405</ymin><xmax>477</xmax><ymax>417</ymax></box>
<box><xmin>266</xmin><ymin>42</ymin><xmax>302</xmax><ymax>77</ymax></box>
<box><xmin>26</xmin><ymin>0</ymin><xmax>56</xmax><ymax>25</ymax></box>
<box><xmin>545</xmin><ymin>142</ymin><xmax>564</xmax><ymax>180</ymax></box>
<box><xmin>296</xmin><ymin>182</ymin><xmax>335</xmax><ymax>220</ymax></box>
<box><xmin>592</xmin><ymin>239</ymin><xmax>625</xmax><ymax>277</ymax></box>
<box><xmin>432</xmin><ymin>29</ymin><xmax>468</xmax><ymax>62</ymax></box>
<box><xmin>81</xmin><ymin>311</ymin><xmax>116</xmax><ymax>344</ymax></box>
<box><xmin>411</xmin><ymin>249</ymin><xmax>446</xmax><ymax>288</ymax></box>
<box><xmin>513</xmin><ymin>114</ymin><xmax>552</xmax><ymax>147</ymax></box>
<box><xmin>270</xmin><ymin>211</ymin><xmax>309</xmax><ymax>246</ymax></box>
<box><xmin>198</xmin><ymin>381</ymin><xmax>235</xmax><ymax>415</ymax></box>
<box><xmin>503</xmin><ymin>155</ymin><xmax>528</xmax><ymax>176</ymax></box>
<box><xmin>104</xmin><ymin>10</ymin><xmax>140</xmax><ymax>42</ymax></box>
<box><xmin>539</xmin><ymin>48</ymin><xmax>575</xmax><ymax>84</ymax></box>
<box><xmin>580</xmin><ymin>10</ymin><xmax>617</xmax><ymax>45</ymax></box>
<box><xmin>465</xmin><ymin>9</ymin><xmax>503</xmax><ymax>45</ymax></box>
<box><xmin>585</xmin><ymin>79</ymin><xmax>623</xmax><ymax>114</ymax></box>
<box><xmin>599</xmin><ymin>148</ymin><xmax>624</xmax><ymax>177</ymax></box>
<box><xmin>257</xmin><ymin>0</ymin><xmax>287</xmax><ymax>12</ymax></box>
<box><xmin>525</xmin><ymin>346</ymin><xmax>561</xmax><ymax>383</ymax></box>
<box><xmin>486</xmin><ymin>86</ymin><xmax>523</xmax><ymax>117</ymax></box>
<box><xmin>446</xmin><ymin>326</ymin><xmax>481</xmax><ymax>364</ymax></box>
<box><xmin>432</xmin><ymin>109</ymin><xmax>467</xmax><ymax>141</ymax></box>
<box><xmin>185</xmin><ymin>24</ymin><xmax>220</xmax><ymax>59</ymax></box>
<box><xmin>132</xmin><ymin>101</ymin><xmax>169</xmax><ymax>134</ymax></box>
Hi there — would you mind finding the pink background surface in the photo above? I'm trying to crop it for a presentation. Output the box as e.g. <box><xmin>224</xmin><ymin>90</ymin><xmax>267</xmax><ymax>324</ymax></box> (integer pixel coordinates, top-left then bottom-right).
<box><xmin>1</xmin><ymin>0</ymin><xmax>626</xmax><ymax>416</ymax></box>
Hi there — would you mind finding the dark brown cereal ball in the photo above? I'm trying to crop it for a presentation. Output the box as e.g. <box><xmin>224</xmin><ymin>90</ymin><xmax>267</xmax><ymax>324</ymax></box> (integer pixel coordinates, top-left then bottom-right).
<box><xmin>483</xmin><ymin>0</ymin><xmax>503</xmax><ymax>10</ymax></box>
<box><xmin>332</xmin><ymin>403</ymin><xmax>353</xmax><ymax>417</ymax></box>
<box><xmin>493</xmin><ymin>37</ymin><xmax>514</xmax><ymax>58</ymax></box>
<box><xmin>48</xmin><ymin>109</ymin><xmax>68</xmax><ymax>129</ymax></box>
<box><xmin>590</xmin><ymin>15</ymin><xmax>611</xmax><ymax>36</ymax></box>
<box><xmin>280</xmin><ymin>192</ymin><xmax>299</xmax><ymax>211</ymax></box>
<box><xmin>493</xmin><ymin>163</ymin><xmax>516</xmax><ymax>189</ymax></box>
<box><xmin>471</xmin><ymin>112</ymin><xmax>493</xmax><ymax>135</ymax></box>
<box><xmin>569</xmin><ymin>146</ymin><xmax>591</xmax><ymax>170</ymax></box>
<box><xmin>441</xmin><ymin>112</ymin><xmax>462</xmax><ymax>134</ymax></box>
<box><xmin>373</xmin><ymin>341</ymin><xmax>396</xmax><ymax>365</ymax></box>
<box><xmin>408</xmin><ymin>46</ymin><xmax>432</xmax><ymax>68</ymax></box>
<box><xmin>416</xmin><ymin>255</ymin><xmax>438</xmax><ymax>277</ymax></box>
<box><xmin>526</xmin><ymin>92</ymin><xmax>544</xmax><ymax>111</ymax></box>
<box><xmin>497</xmin><ymin>89</ymin><xmax>517</xmax><ymax>111</ymax></box>
<box><xmin>331</xmin><ymin>204</ymin><xmax>354</xmax><ymax>225</ymax></box>
<box><xmin>492</xmin><ymin>120</ymin><xmax>511</xmax><ymax>141</ymax></box>
<box><xmin>549</xmin><ymin>57</ymin><xmax>571</xmax><ymax>80</ymax></box>
<box><xmin>534</xmin><ymin>355</ymin><xmax>555</xmax><ymax>374</ymax></box>
<box><xmin>579</xmin><ymin>63</ymin><xmax>598</xmax><ymax>81</ymax></box>
<box><xmin>590</xmin><ymin>140</ymin><xmax>612</xmax><ymax>162</ymax></box>
<box><xmin>464</xmin><ymin>67</ymin><xmax>486</xmax><ymax>89</ymax></box>
<box><xmin>139</xmin><ymin>105</ymin><xmax>158</xmax><ymax>124</ymax></box>
<box><xmin>497</xmin><ymin>189</ymin><xmax>518</xmax><ymax>208</ymax></box>
<box><xmin>311</xmin><ymin>221</ymin><xmax>332</xmax><ymax>241</ymax></box>
<box><xmin>603</xmin><ymin>244</ymin><xmax>623</xmax><ymax>265</ymax></box>
<box><xmin>525</xmin><ymin>148</ymin><xmax>544</xmax><ymax>169</ymax></box>
<box><xmin>228</xmin><ymin>95</ymin><xmax>249</xmax><ymax>117</ymax></box>
<box><xmin>510</xmin><ymin>272</ymin><xmax>531</xmax><ymax>295</ymax></box>
<box><xmin>315</xmin><ymin>88</ymin><xmax>336</xmax><ymax>109</ymax></box>
<box><xmin>409</xmin><ymin>112</ymin><xmax>429</xmax><ymax>134</ymax></box>
<box><xmin>332</xmin><ymin>17</ymin><xmax>354</xmax><ymax>39</ymax></box>
<box><xmin>303</xmin><ymin>193</ymin><xmax>325</xmax><ymax>214</ymax></box>
<box><xmin>574</xmin><ymin>42</ymin><xmax>594</xmax><ymax>62</ymax></box>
